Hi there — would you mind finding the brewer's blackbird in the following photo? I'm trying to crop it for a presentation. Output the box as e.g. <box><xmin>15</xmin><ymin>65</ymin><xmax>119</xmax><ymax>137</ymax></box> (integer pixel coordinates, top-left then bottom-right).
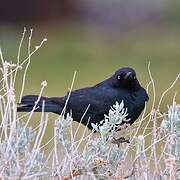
<box><xmin>17</xmin><ymin>67</ymin><xmax>149</xmax><ymax>130</ymax></box>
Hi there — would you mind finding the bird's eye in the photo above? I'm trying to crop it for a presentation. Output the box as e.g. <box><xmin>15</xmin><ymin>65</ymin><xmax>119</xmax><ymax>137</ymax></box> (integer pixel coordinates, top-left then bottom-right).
<box><xmin>117</xmin><ymin>75</ymin><xmax>121</xmax><ymax>80</ymax></box>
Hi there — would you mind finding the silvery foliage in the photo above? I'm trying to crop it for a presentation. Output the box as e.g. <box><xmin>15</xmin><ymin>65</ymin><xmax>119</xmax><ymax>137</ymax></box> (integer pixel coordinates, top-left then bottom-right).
<box><xmin>91</xmin><ymin>101</ymin><xmax>129</xmax><ymax>139</ymax></box>
<box><xmin>85</xmin><ymin>101</ymin><xmax>129</xmax><ymax>174</ymax></box>
<box><xmin>161</xmin><ymin>102</ymin><xmax>180</xmax><ymax>134</ymax></box>
<box><xmin>0</xmin><ymin>122</ymin><xmax>36</xmax><ymax>155</ymax></box>
<box><xmin>0</xmin><ymin>122</ymin><xmax>45</xmax><ymax>176</ymax></box>
<box><xmin>136</xmin><ymin>135</ymin><xmax>146</xmax><ymax>160</ymax></box>
<box><xmin>160</xmin><ymin>102</ymin><xmax>180</xmax><ymax>179</ymax></box>
<box><xmin>161</xmin><ymin>102</ymin><xmax>180</xmax><ymax>162</ymax></box>
<box><xmin>24</xmin><ymin>149</ymin><xmax>46</xmax><ymax>176</ymax></box>
<box><xmin>55</xmin><ymin>112</ymin><xmax>74</xmax><ymax>176</ymax></box>
<box><xmin>55</xmin><ymin>101</ymin><xmax>129</xmax><ymax>176</ymax></box>
<box><xmin>56</xmin><ymin>112</ymin><xmax>73</xmax><ymax>153</ymax></box>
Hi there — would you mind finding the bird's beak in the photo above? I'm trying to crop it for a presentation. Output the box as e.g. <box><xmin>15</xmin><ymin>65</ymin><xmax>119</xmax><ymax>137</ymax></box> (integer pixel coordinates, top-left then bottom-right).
<box><xmin>124</xmin><ymin>72</ymin><xmax>132</xmax><ymax>79</ymax></box>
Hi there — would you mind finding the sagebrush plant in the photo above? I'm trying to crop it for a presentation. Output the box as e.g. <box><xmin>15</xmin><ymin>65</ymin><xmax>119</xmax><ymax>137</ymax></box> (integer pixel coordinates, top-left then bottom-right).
<box><xmin>0</xmin><ymin>29</ymin><xmax>179</xmax><ymax>180</ymax></box>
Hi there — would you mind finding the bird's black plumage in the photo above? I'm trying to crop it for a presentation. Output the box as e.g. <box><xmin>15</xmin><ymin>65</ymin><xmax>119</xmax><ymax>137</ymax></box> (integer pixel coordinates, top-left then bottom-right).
<box><xmin>17</xmin><ymin>67</ymin><xmax>149</xmax><ymax>130</ymax></box>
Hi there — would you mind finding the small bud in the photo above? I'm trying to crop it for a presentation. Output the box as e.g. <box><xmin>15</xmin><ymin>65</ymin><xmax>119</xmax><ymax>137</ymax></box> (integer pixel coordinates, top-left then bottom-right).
<box><xmin>35</xmin><ymin>46</ymin><xmax>39</xmax><ymax>50</ymax></box>
<box><xmin>41</xmin><ymin>80</ymin><xmax>47</xmax><ymax>87</ymax></box>
<box><xmin>17</xmin><ymin>65</ymin><xmax>23</xmax><ymax>70</ymax></box>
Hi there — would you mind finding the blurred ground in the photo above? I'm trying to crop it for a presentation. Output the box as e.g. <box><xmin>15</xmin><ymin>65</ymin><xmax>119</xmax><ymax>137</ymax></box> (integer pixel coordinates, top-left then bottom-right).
<box><xmin>0</xmin><ymin>24</ymin><xmax>179</xmax><ymax>105</ymax></box>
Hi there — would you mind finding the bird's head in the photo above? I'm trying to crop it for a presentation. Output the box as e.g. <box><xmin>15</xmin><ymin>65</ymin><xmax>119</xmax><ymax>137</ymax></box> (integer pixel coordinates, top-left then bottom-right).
<box><xmin>110</xmin><ymin>67</ymin><xmax>141</xmax><ymax>91</ymax></box>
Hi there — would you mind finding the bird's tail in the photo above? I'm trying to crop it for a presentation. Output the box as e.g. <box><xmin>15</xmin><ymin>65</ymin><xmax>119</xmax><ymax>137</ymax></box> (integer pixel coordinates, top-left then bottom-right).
<box><xmin>17</xmin><ymin>95</ymin><xmax>61</xmax><ymax>113</ymax></box>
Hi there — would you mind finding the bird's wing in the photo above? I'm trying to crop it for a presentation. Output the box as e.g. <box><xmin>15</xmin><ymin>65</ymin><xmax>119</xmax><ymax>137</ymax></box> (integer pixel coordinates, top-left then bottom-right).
<box><xmin>65</xmin><ymin>85</ymin><xmax>123</xmax><ymax>115</ymax></box>
<box><xmin>49</xmin><ymin>84</ymin><xmax>115</xmax><ymax>115</ymax></box>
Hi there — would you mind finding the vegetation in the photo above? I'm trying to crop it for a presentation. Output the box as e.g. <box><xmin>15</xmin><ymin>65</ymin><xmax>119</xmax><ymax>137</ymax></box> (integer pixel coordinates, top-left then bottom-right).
<box><xmin>0</xmin><ymin>29</ymin><xmax>179</xmax><ymax>179</ymax></box>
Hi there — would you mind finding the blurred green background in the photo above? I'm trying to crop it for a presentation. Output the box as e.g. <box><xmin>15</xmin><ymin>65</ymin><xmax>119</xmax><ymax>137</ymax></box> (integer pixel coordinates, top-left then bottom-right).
<box><xmin>0</xmin><ymin>0</ymin><xmax>179</xmax><ymax>143</ymax></box>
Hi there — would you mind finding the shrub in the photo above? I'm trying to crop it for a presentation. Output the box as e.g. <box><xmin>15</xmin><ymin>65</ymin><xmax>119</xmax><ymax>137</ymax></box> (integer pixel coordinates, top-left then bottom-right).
<box><xmin>0</xmin><ymin>29</ymin><xmax>179</xmax><ymax>179</ymax></box>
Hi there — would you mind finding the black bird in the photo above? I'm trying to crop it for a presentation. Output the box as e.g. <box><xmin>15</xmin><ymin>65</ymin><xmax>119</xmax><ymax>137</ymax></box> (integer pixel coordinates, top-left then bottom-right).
<box><xmin>17</xmin><ymin>67</ymin><xmax>149</xmax><ymax>130</ymax></box>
